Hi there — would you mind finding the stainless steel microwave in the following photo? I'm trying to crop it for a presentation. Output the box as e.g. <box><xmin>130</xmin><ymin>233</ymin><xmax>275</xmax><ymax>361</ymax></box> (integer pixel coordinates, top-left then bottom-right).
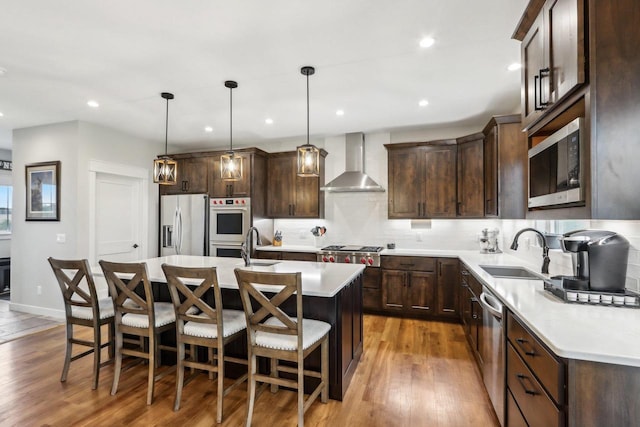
<box><xmin>528</xmin><ymin>118</ymin><xmax>585</xmax><ymax>208</ymax></box>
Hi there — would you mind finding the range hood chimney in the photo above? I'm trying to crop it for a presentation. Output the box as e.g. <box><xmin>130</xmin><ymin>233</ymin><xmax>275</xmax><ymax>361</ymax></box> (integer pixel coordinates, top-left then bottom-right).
<box><xmin>321</xmin><ymin>132</ymin><xmax>385</xmax><ymax>192</ymax></box>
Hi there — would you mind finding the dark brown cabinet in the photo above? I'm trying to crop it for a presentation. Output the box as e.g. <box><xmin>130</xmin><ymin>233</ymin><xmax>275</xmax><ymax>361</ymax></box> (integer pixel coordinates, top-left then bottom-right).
<box><xmin>456</xmin><ymin>133</ymin><xmax>484</xmax><ymax>217</ymax></box>
<box><xmin>160</xmin><ymin>156</ymin><xmax>210</xmax><ymax>195</ymax></box>
<box><xmin>506</xmin><ymin>311</ymin><xmax>566</xmax><ymax>427</ymax></box>
<box><xmin>460</xmin><ymin>265</ymin><xmax>483</xmax><ymax>366</ymax></box>
<box><xmin>362</xmin><ymin>267</ymin><xmax>382</xmax><ymax>313</ymax></box>
<box><xmin>482</xmin><ymin>115</ymin><xmax>527</xmax><ymax>219</ymax></box>
<box><xmin>256</xmin><ymin>250</ymin><xmax>317</xmax><ymax>262</ymax></box>
<box><xmin>518</xmin><ymin>0</ymin><xmax>586</xmax><ymax>130</ymax></box>
<box><xmin>381</xmin><ymin>256</ymin><xmax>458</xmax><ymax>320</ymax></box>
<box><xmin>210</xmin><ymin>153</ymin><xmax>251</xmax><ymax>197</ymax></box>
<box><xmin>386</xmin><ymin>142</ymin><xmax>457</xmax><ymax>219</ymax></box>
<box><xmin>515</xmin><ymin>0</ymin><xmax>640</xmax><ymax>219</ymax></box>
<box><xmin>436</xmin><ymin>258</ymin><xmax>459</xmax><ymax>318</ymax></box>
<box><xmin>267</xmin><ymin>151</ymin><xmax>326</xmax><ymax>218</ymax></box>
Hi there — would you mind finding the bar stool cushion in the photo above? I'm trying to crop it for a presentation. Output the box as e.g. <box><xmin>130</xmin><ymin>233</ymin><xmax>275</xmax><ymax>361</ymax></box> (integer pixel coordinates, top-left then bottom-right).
<box><xmin>256</xmin><ymin>316</ymin><xmax>331</xmax><ymax>351</ymax></box>
<box><xmin>122</xmin><ymin>302</ymin><xmax>176</xmax><ymax>328</ymax></box>
<box><xmin>183</xmin><ymin>309</ymin><xmax>246</xmax><ymax>339</ymax></box>
<box><xmin>71</xmin><ymin>297</ymin><xmax>115</xmax><ymax>320</ymax></box>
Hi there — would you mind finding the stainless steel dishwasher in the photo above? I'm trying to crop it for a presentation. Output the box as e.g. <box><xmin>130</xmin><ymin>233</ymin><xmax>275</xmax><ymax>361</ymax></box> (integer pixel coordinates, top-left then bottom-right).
<box><xmin>479</xmin><ymin>285</ymin><xmax>505</xmax><ymax>426</ymax></box>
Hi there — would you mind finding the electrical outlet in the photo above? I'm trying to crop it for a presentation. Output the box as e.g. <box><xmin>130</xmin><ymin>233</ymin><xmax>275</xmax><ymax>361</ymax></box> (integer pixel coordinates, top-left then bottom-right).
<box><xmin>416</xmin><ymin>232</ymin><xmax>423</xmax><ymax>242</ymax></box>
<box><xmin>36</xmin><ymin>285</ymin><xmax>42</xmax><ymax>295</ymax></box>
<box><xmin>56</xmin><ymin>233</ymin><xmax>66</xmax><ymax>243</ymax></box>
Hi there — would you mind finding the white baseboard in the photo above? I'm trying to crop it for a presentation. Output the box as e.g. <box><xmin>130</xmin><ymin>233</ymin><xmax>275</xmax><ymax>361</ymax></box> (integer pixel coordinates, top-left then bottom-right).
<box><xmin>8</xmin><ymin>302</ymin><xmax>65</xmax><ymax>320</ymax></box>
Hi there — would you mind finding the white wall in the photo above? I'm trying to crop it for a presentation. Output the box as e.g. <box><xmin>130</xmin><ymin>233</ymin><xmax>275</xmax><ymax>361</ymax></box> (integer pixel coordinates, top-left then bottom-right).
<box><xmin>11</xmin><ymin>121</ymin><xmax>159</xmax><ymax>317</ymax></box>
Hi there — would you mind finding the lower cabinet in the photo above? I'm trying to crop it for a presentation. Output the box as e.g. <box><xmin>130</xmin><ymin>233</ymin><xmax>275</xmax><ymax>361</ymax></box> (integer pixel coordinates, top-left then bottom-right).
<box><xmin>362</xmin><ymin>267</ymin><xmax>383</xmax><ymax>313</ymax></box>
<box><xmin>380</xmin><ymin>256</ymin><xmax>459</xmax><ymax>320</ymax></box>
<box><xmin>460</xmin><ymin>265</ymin><xmax>483</xmax><ymax>366</ymax></box>
<box><xmin>506</xmin><ymin>310</ymin><xmax>566</xmax><ymax>427</ymax></box>
<box><xmin>256</xmin><ymin>250</ymin><xmax>317</xmax><ymax>262</ymax></box>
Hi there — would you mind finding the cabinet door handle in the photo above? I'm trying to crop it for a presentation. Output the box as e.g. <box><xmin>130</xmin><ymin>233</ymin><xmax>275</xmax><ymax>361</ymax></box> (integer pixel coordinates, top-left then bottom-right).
<box><xmin>461</xmin><ymin>270</ymin><xmax>470</xmax><ymax>276</ymax></box>
<box><xmin>515</xmin><ymin>337</ymin><xmax>537</xmax><ymax>357</ymax></box>
<box><xmin>538</xmin><ymin>67</ymin><xmax>550</xmax><ymax>107</ymax></box>
<box><xmin>417</xmin><ymin>202</ymin><xmax>421</xmax><ymax>217</ymax></box>
<box><xmin>516</xmin><ymin>373</ymin><xmax>538</xmax><ymax>396</ymax></box>
<box><xmin>534</xmin><ymin>75</ymin><xmax>543</xmax><ymax>111</ymax></box>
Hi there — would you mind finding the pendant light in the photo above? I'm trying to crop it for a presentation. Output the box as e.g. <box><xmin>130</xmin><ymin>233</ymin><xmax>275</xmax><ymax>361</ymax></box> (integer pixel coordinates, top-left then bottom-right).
<box><xmin>297</xmin><ymin>66</ymin><xmax>320</xmax><ymax>177</ymax></box>
<box><xmin>153</xmin><ymin>92</ymin><xmax>178</xmax><ymax>185</ymax></box>
<box><xmin>221</xmin><ymin>80</ymin><xmax>243</xmax><ymax>181</ymax></box>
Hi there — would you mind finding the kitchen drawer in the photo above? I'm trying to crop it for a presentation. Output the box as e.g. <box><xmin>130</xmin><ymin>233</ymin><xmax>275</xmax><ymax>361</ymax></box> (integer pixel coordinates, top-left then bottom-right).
<box><xmin>467</xmin><ymin>272</ymin><xmax>483</xmax><ymax>296</ymax></box>
<box><xmin>506</xmin><ymin>388</ymin><xmax>528</xmax><ymax>427</ymax></box>
<box><xmin>381</xmin><ymin>256</ymin><xmax>436</xmax><ymax>272</ymax></box>
<box><xmin>363</xmin><ymin>288</ymin><xmax>382</xmax><ymax>311</ymax></box>
<box><xmin>256</xmin><ymin>251</ymin><xmax>282</xmax><ymax>260</ymax></box>
<box><xmin>507</xmin><ymin>344</ymin><xmax>564</xmax><ymax>427</ymax></box>
<box><xmin>507</xmin><ymin>312</ymin><xmax>565</xmax><ymax>405</ymax></box>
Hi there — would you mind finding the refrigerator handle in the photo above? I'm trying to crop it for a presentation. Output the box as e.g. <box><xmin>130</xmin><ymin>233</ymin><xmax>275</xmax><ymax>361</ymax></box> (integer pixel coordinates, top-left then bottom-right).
<box><xmin>176</xmin><ymin>206</ymin><xmax>183</xmax><ymax>254</ymax></box>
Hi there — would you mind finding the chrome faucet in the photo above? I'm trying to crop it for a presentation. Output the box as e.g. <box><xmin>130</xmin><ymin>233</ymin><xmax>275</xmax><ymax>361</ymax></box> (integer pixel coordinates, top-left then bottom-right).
<box><xmin>510</xmin><ymin>228</ymin><xmax>550</xmax><ymax>274</ymax></box>
<box><xmin>241</xmin><ymin>227</ymin><xmax>262</xmax><ymax>267</ymax></box>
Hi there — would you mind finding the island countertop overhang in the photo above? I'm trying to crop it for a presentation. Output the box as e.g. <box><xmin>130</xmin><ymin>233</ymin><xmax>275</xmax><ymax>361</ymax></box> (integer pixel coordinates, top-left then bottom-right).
<box><xmin>93</xmin><ymin>255</ymin><xmax>365</xmax><ymax>298</ymax></box>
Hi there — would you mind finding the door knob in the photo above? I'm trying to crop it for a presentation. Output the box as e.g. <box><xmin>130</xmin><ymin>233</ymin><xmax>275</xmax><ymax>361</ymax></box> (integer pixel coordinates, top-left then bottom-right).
<box><xmin>133</xmin><ymin>243</ymin><xmax>139</xmax><ymax>248</ymax></box>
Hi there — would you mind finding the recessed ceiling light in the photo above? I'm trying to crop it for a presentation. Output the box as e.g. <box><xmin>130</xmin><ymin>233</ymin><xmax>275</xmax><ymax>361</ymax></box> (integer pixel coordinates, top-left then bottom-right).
<box><xmin>87</xmin><ymin>100</ymin><xmax>99</xmax><ymax>108</ymax></box>
<box><xmin>508</xmin><ymin>63</ymin><xmax>522</xmax><ymax>71</ymax></box>
<box><xmin>0</xmin><ymin>67</ymin><xmax>6</xmax><ymax>76</ymax></box>
<box><xmin>418</xmin><ymin>99</ymin><xmax>429</xmax><ymax>107</ymax></box>
<box><xmin>204</xmin><ymin>126</ymin><xmax>213</xmax><ymax>133</ymax></box>
<box><xmin>336</xmin><ymin>110</ymin><xmax>345</xmax><ymax>116</ymax></box>
<box><xmin>419</xmin><ymin>37</ymin><xmax>435</xmax><ymax>48</ymax></box>
<box><xmin>265</xmin><ymin>118</ymin><xmax>274</xmax><ymax>125</ymax></box>
<box><xmin>0</xmin><ymin>112</ymin><xmax>4</xmax><ymax>117</ymax></box>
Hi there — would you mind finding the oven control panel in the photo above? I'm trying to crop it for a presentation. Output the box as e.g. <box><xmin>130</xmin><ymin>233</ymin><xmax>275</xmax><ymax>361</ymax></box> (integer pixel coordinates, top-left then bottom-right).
<box><xmin>210</xmin><ymin>197</ymin><xmax>250</xmax><ymax>207</ymax></box>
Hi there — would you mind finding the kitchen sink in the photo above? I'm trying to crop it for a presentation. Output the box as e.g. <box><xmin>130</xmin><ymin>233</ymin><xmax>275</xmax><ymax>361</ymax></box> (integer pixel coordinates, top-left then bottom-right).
<box><xmin>479</xmin><ymin>265</ymin><xmax>543</xmax><ymax>280</ymax></box>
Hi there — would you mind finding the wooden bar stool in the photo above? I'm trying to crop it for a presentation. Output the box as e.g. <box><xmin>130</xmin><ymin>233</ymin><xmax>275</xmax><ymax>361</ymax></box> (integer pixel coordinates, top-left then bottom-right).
<box><xmin>234</xmin><ymin>269</ymin><xmax>330</xmax><ymax>427</ymax></box>
<box><xmin>48</xmin><ymin>257</ymin><xmax>115</xmax><ymax>390</ymax></box>
<box><xmin>99</xmin><ymin>260</ymin><xmax>176</xmax><ymax>405</ymax></box>
<box><xmin>162</xmin><ymin>264</ymin><xmax>248</xmax><ymax>423</ymax></box>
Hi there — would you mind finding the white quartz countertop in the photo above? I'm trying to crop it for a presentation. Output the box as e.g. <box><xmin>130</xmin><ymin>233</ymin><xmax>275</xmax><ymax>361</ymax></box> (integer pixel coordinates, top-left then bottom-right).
<box><xmin>93</xmin><ymin>255</ymin><xmax>365</xmax><ymax>298</ymax></box>
<box><xmin>260</xmin><ymin>245</ymin><xmax>640</xmax><ymax>367</ymax></box>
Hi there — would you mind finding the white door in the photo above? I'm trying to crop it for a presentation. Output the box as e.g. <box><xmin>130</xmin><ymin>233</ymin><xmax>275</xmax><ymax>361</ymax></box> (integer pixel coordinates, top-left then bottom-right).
<box><xmin>95</xmin><ymin>173</ymin><xmax>142</xmax><ymax>262</ymax></box>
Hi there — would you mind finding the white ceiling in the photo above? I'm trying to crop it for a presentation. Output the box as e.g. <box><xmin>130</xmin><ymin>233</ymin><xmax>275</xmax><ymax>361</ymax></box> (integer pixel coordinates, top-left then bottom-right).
<box><xmin>0</xmin><ymin>0</ymin><xmax>527</xmax><ymax>152</ymax></box>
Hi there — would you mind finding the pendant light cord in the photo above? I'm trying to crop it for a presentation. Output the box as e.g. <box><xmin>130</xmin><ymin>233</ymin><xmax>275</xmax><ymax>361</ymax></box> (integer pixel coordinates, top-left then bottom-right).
<box><xmin>306</xmin><ymin>71</ymin><xmax>310</xmax><ymax>145</ymax></box>
<box><xmin>229</xmin><ymin>85</ymin><xmax>233</xmax><ymax>152</ymax></box>
<box><xmin>164</xmin><ymin>97</ymin><xmax>169</xmax><ymax>156</ymax></box>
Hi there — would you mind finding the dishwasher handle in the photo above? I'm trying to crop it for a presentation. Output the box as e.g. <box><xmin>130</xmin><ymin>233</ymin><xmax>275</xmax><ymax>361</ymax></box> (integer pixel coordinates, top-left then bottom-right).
<box><xmin>479</xmin><ymin>291</ymin><xmax>503</xmax><ymax>320</ymax></box>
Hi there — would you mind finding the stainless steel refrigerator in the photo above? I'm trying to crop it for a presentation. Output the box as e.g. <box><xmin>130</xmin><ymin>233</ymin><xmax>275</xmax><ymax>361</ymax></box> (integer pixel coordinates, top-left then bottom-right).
<box><xmin>160</xmin><ymin>194</ymin><xmax>209</xmax><ymax>256</ymax></box>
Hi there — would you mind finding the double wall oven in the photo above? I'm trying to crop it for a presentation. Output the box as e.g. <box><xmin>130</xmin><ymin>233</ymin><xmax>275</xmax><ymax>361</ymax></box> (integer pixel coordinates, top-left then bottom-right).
<box><xmin>209</xmin><ymin>197</ymin><xmax>251</xmax><ymax>258</ymax></box>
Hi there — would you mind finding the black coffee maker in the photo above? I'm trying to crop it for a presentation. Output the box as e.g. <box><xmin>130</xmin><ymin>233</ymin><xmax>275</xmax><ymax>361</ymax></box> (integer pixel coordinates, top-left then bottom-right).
<box><xmin>558</xmin><ymin>230</ymin><xmax>630</xmax><ymax>292</ymax></box>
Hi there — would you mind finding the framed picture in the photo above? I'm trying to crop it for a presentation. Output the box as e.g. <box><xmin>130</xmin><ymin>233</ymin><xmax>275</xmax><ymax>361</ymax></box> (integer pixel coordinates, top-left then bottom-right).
<box><xmin>25</xmin><ymin>161</ymin><xmax>60</xmax><ymax>221</ymax></box>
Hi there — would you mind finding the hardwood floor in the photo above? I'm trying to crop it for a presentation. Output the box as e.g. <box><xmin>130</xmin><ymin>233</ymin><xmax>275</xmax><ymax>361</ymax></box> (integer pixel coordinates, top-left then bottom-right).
<box><xmin>0</xmin><ymin>315</ymin><xmax>499</xmax><ymax>426</ymax></box>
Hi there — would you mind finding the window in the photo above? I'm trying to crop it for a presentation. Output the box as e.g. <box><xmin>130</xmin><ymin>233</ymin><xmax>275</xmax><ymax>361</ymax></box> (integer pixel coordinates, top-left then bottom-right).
<box><xmin>0</xmin><ymin>185</ymin><xmax>12</xmax><ymax>234</ymax></box>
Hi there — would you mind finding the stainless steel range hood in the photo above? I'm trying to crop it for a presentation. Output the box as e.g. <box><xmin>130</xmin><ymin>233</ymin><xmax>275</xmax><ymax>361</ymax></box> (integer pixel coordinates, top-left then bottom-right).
<box><xmin>321</xmin><ymin>132</ymin><xmax>385</xmax><ymax>192</ymax></box>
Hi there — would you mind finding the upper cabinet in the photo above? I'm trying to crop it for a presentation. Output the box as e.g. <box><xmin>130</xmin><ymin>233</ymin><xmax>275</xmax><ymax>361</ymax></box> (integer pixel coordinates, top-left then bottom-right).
<box><xmin>483</xmin><ymin>115</ymin><xmax>527</xmax><ymax>219</ymax></box>
<box><xmin>158</xmin><ymin>149</ymin><xmax>268</xmax><ymax>217</ymax></box>
<box><xmin>160</xmin><ymin>156</ymin><xmax>210</xmax><ymax>195</ymax></box>
<box><xmin>518</xmin><ymin>0</ymin><xmax>586</xmax><ymax>130</ymax></box>
<box><xmin>386</xmin><ymin>142</ymin><xmax>457</xmax><ymax>219</ymax></box>
<box><xmin>210</xmin><ymin>153</ymin><xmax>251</xmax><ymax>198</ymax></box>
<box><xmin>267</xmin><ymin>150</ymin><xmax>327</xmax><ymax>218</ymax></box>
<box><xmin>456</xmin><ymin>133</ymin><xmax>485</xmax><ymax>218</ymax></box>
<box><xmin>515</xmin><ymin>0</ymin><xmax>640</xmax><ymax>218</ymax></box>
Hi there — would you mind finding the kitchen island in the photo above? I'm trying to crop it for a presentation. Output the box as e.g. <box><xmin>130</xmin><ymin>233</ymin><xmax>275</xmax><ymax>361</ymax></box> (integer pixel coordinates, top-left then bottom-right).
<box><xmin>94</xmin><ymin>255</ymin><xmax>365</xmax><ymax>401</ymax></box>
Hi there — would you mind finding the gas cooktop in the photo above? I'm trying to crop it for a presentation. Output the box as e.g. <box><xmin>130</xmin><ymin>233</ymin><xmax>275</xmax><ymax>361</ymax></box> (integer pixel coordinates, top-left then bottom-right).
<box><xmin>317</xmin><ymin>245</ymin><xmax>383</xmax><ymax>266</ymax></box>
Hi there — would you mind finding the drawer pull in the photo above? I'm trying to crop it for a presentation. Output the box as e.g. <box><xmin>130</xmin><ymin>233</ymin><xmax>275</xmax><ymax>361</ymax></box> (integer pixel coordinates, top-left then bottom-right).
<box><xmin>516</xmin><ymin>373</ymin><xmax>538</xmax><ymax>396</ymax></box>
<box><xmin>461</xmin><ymin>271</ymin><xmax>470</xmax><ymax>276</ymax></box>
<box><xmin>399</xmin><ymin>263</ymin><xmax>415</xmax><ymax>267</ymax></box>
<box><xmin>515</xmin><ymin>337</ymin><xmax>537</xmax><ymax>357</ymax></box>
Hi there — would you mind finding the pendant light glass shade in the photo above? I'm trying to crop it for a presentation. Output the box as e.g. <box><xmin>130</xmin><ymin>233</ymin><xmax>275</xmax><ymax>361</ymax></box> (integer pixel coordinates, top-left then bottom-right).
<box><xmin>221</xmin><ymin>80</ymin><xmax>243</xmax><ymax>181</ymax></box>
<box><xmin>297</xmin><ymin>66</ymin><xmax>320</xmax><ymax>177</ymax></box>
<box><xmin>154</xmin><ymin>92</ymin><xmax>178</xmax><ymax>185</ymax></box>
